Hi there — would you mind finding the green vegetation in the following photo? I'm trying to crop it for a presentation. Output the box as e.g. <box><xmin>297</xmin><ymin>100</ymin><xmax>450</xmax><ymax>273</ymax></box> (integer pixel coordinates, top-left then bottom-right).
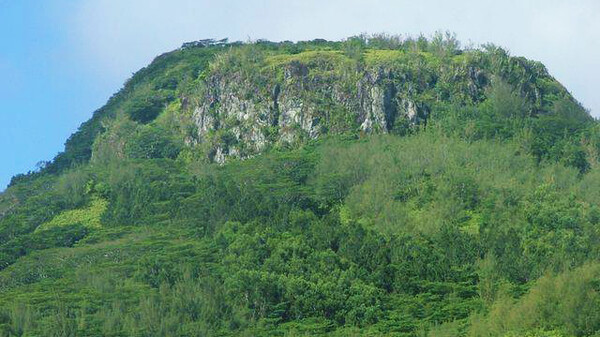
<box><xmin>36</xmin><ymin>197</ymin><xmax>107</xmax><ymax>232</ymax></box>
<box><xmin>1</xmin><ymin>35</ymin><xmax>599</xmax><ymax>336</ymax></box>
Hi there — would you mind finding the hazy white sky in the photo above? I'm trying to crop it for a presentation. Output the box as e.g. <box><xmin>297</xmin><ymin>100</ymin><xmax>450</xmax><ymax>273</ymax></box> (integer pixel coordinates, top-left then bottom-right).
<box><xmin>71</xmin><ymin>0</ymin><xmax>599</xmax><ymax>115</ymax></box>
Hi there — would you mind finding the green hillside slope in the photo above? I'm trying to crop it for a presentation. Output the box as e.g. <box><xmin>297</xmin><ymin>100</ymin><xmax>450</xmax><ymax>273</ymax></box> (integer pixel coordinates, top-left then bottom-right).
<box><xmin>1</xmin><ymin>35</ymin><xmax>599</xmax><ymax>336</ymax></box>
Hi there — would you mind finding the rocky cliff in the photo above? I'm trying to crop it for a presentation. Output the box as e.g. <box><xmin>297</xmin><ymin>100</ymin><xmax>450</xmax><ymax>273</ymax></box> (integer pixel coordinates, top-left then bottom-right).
<box><xmin>183</xmin><ymin>46</ymin><xmax>561</xmax><ymax>163</ymax></box>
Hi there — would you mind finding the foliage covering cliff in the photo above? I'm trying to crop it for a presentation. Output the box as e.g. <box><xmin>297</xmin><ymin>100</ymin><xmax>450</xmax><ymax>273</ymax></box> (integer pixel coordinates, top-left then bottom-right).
<box><xmin>1</xmin><ymin>34</ymin><xmax>600</xmax><ymax>336</ymax></box>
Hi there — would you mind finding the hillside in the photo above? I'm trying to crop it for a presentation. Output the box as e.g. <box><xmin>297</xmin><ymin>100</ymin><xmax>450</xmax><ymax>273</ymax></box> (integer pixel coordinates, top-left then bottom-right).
<box><xmin>1</xmin><ymin>34</ymin><xmax>600</xmax><ymax>336</ymax></box>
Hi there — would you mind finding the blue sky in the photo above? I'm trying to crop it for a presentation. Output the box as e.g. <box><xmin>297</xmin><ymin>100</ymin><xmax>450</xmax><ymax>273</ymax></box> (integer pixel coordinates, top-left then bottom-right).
<box><xmin>1</xmin><ymin>0</ymin><xmax>599</xmax><ymax>190</ymax></box>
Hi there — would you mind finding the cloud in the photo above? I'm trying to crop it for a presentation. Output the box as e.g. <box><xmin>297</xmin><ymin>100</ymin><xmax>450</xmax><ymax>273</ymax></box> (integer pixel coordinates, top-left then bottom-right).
<box><xmin>70</xmin><ymin>0</ymin><xmax>600</xmax><ymax>115</ymax></box>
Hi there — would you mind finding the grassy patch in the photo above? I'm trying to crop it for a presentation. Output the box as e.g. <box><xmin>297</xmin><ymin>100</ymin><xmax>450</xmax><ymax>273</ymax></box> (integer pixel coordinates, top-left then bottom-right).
<box><xmin>36</xmin><ymin>197</ymin><xmax>108</xmax><ymax>232</ymax></box>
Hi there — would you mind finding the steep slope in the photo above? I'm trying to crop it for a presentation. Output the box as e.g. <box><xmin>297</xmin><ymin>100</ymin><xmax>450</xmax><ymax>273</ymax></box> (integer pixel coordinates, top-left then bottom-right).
<box><xmin>13</xmin><ymin>35</ymin><xmax>586</xmax><ymax>178</ymax></box>
<box><xmin>1</xmin><ymin>35</ymin><xmax>600</xmax><ymax>336</ymax></box>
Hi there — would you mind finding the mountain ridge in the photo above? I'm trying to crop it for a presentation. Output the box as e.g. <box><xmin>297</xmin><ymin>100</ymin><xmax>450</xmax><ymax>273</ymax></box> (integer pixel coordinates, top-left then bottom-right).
<box><xmin>1</xmin><ymin>35</ymin><xmax>600</xmax><ymax>336</ymax></box>
<box><xmin>11</xmin><ymin>34</ymin><xmax>589</xmax><ymax>184</ymax></box>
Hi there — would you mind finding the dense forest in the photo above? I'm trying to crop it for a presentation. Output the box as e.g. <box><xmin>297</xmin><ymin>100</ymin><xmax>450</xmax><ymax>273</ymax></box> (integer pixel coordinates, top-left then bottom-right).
<box><xmin>1</xmin><ymin>34</ymin><xmax>600</xmax><ymax>336</ymax></box>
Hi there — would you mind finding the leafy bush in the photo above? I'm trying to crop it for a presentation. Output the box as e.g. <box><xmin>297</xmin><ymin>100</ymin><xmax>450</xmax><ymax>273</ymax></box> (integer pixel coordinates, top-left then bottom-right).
<box><xmin>125</xmin><ymin>125</ymin><xmax>183</xmax><ymax>159</ymax></box>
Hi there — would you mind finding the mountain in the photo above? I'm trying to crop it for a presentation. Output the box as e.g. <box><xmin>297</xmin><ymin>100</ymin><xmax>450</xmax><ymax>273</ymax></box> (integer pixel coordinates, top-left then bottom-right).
<box><xmin>1</xmin><ymin>34</ymin><xmax>600</xmax><ymax>336</ymax></box>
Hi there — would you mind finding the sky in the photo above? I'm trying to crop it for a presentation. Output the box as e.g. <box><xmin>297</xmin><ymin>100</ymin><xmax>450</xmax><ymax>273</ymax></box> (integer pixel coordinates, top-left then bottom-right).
<box><xmin>1</xmin><ymin>0</ymin><xmax>599</xmax><ymax>190</ymax></box>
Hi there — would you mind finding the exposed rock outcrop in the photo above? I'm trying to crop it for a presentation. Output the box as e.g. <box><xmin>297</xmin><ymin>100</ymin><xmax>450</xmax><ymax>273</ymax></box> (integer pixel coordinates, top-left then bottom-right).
<box><xmin>188</xmin><ymin>51</ymin><xmax>486</xmax><ymax>161</ymax></box>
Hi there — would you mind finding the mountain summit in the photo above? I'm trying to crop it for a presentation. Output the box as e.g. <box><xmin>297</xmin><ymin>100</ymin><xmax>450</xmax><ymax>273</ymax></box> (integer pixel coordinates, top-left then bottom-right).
<box><xmin>1</xmin><ymin>35</ymin><xmax>600</xmax><ymax>336</ymax></box>
<box><xmin>32</xmin><ymin>35</ymin><xmax>590</xmax><ymax>174</ymax></box>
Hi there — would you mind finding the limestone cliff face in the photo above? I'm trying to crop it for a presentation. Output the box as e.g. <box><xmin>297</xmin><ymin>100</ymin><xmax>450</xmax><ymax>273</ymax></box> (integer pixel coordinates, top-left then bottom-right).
<box><xmin>187</xmin><ymin>50</ymin><xmax>487</xmax><ymax>162</ymax></box>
